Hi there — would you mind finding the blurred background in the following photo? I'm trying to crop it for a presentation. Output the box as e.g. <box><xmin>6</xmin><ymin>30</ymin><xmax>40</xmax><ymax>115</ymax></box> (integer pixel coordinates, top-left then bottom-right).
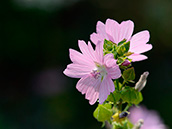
<box><xmin>0</xmin><ymin>0</ymin><xmax>172</xmax><ymax>128</ymax></box>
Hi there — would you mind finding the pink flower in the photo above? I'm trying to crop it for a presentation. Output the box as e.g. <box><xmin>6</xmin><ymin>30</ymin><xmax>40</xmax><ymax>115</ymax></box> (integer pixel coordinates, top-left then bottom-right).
<box><xmin>90</xmin><ymin>19</ymin><xmax>153</xmax><ymax>62</ymax></box>
<box><xmin>129</xmin><ymin>106</ymin><xmax>168</xmax><ymax>129</ymax></box>
<box><xmin>63</xmin><ymin>40</ymin><xmax>121</xmax><ymax>105</ymax></box>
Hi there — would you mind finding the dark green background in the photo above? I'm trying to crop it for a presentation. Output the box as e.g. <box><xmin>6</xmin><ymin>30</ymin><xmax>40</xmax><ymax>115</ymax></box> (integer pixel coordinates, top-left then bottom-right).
<box><xmin>0</xmin><ymin>0</ymin><xmax>171</xmax><ymax>128</ymax></box>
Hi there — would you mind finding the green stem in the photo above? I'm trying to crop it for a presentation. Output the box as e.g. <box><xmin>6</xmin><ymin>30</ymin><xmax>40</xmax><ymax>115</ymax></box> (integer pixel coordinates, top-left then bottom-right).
<box><xmin>124</xmin><ymin>104</ymin><xmax>132</xmax><ymax>111</ymax></box>
<box><xmin>116</xmin><ymin>79</ymin><xmax>119</xmax><ymax>91</ymax></box>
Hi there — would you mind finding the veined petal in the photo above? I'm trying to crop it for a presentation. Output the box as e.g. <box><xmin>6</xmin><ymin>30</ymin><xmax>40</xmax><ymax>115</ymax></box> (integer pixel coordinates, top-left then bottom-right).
<box><xmin>119</xmin><ymin>20</ymin><xmax>134</xmax><ymax>42</ymax></box>
<box><xmin>78</xmin><ymin>40</ymin><xmax>96</xmax><ymax>61</ymax></box>
<box><xmin>130</xmin><ymin>30</ymin><xmax>150</xmax><ymax>49</ymax></box>
<box><xmin>107</xmin><ymin>65</ymin><xmax>121</xmax><ymax>79</ymax></box>
<box><xmin>128</xmin><ymin>54</ymin><xmax>148</xmax><ymax>62</ymax></box>
<box><xmin>76</xmin><ymin>75</ymin><xmax>101</xmax><ymax>105</ymax></box>
<box><xmin>99</xmin><ymin>76</ymin><xmax>112</xmax><ymax>104</ymax></box>
<box><xmin>63</xmin><ymin>63</ymin><xmax>93</xmax><ymax>78</ymax></box>
<box><xmin>106</xmin><ymin>76</ymin><xmax>115</xmax><ymax>92</ymax></box>
<box><xmin>130</xmin><ymin>44</ymin><xmax>153</xmax><ymax>54</ymax></box>
<box><xmin>105</xmin><ymin>19</ymin><xmax>120</xmax><ymax>43</ymax></box>
<box><xmin>95</xmin><ymin>42</ymin><xmax>104</xmax><ymax>64</ymax></box>
<box><xmin>90</xmin><ymin>33</ymin><xmax>100</xmax><ymax>45</ymax></box>
<box><xmin>69</xmin><ymin>49</ymin><xmax>94</xmax><ymax>66</ymax></box>
<box><xmin>96</xmin><ymin>21</ymin><xmax>109</xmax><ymax>41</ymax></box>
<box><xmin>104</xmin><ymin>53</ymin><xmax>117</xmax><ymax>67</ymax></box>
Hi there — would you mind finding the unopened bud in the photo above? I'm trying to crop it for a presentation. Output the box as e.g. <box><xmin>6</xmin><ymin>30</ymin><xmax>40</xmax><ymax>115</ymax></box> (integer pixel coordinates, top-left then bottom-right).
<box><xmin>133</xmin><ymin>119</ymin><xmax>144</xmax><ymax>129</ymax></box>
<box><xmin>135</xmin><ymin>71</ymin><xmax>149</xmax><ymax>92</ymax></box>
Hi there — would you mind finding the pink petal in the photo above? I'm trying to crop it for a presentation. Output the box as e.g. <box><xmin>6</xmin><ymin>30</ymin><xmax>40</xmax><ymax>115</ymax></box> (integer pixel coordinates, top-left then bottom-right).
<box><xmin>119</xmin><ymin>20</ymin><xmax>134</xmax><ymax>42</ymax></box>
<box><xmin>107</xmin><ymin>65</ymin><xmax>121</xmax><ymax>79</ymax></box>
<box><xmin>130</xmin><ymin>44</ymin><xmax>153</xmax><ymax>54</ymax></box>
<box><xmin>90</xmin><ymin>21</ymin><xmax>108</xmax><ymax>45</ymax></box>
<box><xmin>99</xmin><ymin>76</ymin><xmax>114</xmax><ymax>104</ymax></box>
<box><xmin>106</xmin><ymin>77</ymin><xmax>115</xmax><ymax>92</ymax></box>
<box><xmin>78</xmin><ymin>40</ymin><xmax>96</xmax><ymax>62</ymax></box>
<box><xmin>96</xmin><ymin>21</ymin><xmax>109</xmax><ymax>41</ymax></box>
<box><xmin>104</xmin><ymin>54</ymin><xmax>121</xmax><ymax>79</ymax></box>
<box><xmin>63</xmin><ymin>63</ymin><xmax>93</xmax><ymax>78</ymax></box>
<box><xmin>105</xmin><ymin>19</ymin><xmax>120</xmax><ymax>43</ymax></box>
<box><xmin>130</xmin><ymin>30</ymin><xmax>150</xmax><ymax>49</ymax></box>
<box><xmin>128</xmin><ymin>54</ymin><xmax>148</xmax><ymax>62</ymax></box>
<box><xmin>104</xmin><ymin>53</ymin><xmax>117</xmax><ymax>67</ymax></box>
<box><xmin>95</xmin><ymin>42</ymin><xmax>104</xmax><ymax>64</ymax></box>
<box><xmin>87</xmin><ymin>41</ymin><xmax>96</xmax><ymax>61</ymax></box>
<box><xmin>90</xmin><ymin>33</ymin><xmax>100</xmax><ymax>45</ymax></box>
<box><xmin>76</xmin><ymin>75</ymin><xmax>101</xmax><ymax>105</ymax></box>
<box><xmin>69</xmin><ymin>49</ymin><xmax>94</xmax><ymax>66</ymax></box>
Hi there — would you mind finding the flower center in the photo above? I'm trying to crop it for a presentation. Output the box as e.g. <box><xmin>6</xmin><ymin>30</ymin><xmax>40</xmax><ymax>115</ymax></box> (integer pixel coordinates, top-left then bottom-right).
<box><xmin>91</xmin><ymin>64</ymin><xmax>107</xmax><ymax>80</ymax></box>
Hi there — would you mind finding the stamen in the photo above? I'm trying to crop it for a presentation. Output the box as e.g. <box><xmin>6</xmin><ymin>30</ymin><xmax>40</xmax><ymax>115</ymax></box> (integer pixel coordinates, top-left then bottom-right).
<box><xmin>91</xmin><ymin>70</ymin><xmax>101</xmax><ymax>79</ymax></box>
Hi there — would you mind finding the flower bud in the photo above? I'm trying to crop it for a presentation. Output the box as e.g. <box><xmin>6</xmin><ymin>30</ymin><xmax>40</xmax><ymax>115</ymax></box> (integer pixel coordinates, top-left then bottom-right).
<box><xmin>135</xmin><ymin>71</ymin><xmax>149</xmax><ymax>92</ymax></box>
<box><xmin>121</xmin><ymin>60</ymin><xmax>131</xmax><ymax>66</ymax></box>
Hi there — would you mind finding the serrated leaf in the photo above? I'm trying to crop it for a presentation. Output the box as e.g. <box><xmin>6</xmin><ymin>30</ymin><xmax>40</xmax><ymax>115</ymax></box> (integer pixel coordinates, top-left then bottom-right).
<box><xmin>121</xmin><ymin>86</ymin><xmax>137</xmax><ymax>104</ymax></box>
<box><xmin>93</xmin><ymin>103</ymin><xmax>113</xmax><ymax>122</ymax></box>
<box><xmin>121</xmin><ymin>86</ymin><xmax>143</xmax><ymax>105</ymax></box>
<box><xmin>122</xmin><ymin>67</ymin><xmax>135</xmax><ymax>81</ymax></box>
<box><xmin>107</xmin><ymin>91</ymin><xmax>121</xmax><ymax>103</ymax></box>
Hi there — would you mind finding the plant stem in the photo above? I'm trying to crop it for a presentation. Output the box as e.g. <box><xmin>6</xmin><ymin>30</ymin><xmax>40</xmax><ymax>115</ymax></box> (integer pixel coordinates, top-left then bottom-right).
<box><xmin>124</xmin><ymin>104</ymin><xmax>131</xmax><ymax>111</ymax></box>
<box><xmin>116</xmin><ymin>79</ymin><xmax>119</xmax><ymax>91</ymax></box>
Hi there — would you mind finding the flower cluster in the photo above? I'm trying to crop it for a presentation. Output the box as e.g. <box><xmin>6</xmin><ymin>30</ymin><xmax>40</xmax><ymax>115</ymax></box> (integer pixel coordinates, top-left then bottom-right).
<box><xmin>63</xmin><ymin>19</ymin><xmax>167</xmax><ymax>128</ymax></box>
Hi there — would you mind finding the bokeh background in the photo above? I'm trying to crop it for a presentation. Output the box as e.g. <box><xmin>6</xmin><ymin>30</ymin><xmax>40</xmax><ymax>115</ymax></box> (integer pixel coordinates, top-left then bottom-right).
<box><xmin>0</xmin><ymin>0</ymin><xmax>172</xmax><ymax>128</ymax></box>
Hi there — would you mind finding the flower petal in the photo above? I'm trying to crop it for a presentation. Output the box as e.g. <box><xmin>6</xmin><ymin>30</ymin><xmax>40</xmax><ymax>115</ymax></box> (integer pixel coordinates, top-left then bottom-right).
<box><xmin>69</xmin><ymin>49</ymin><xmax>93</xmax><ymax>66</ymax></box>
<box><xmin>104</xmin><ymin>53</ymin><xmax>117</xmax><ymax>67</ymax></box>
<box><xmin>130</xmin><ymin>30</ymin><xmax>150</xmax><ymax>49</ymax></box>
<box><xmin>90</xmin><ymin>21</ymin><xmax>108</xmax><ymax>45</ymax></box>
<box><xmin>104</xmin><ymin>54</ymin><xmax>121</xmax><ymax>79</ymax></box>
<box><xmin>99</xmin><ymin>76</ymin><xmax>114</xmax><ymax>104</ymax></box>
<box><xmin>105</xmin><ymin>19</ymin><xmax>120</xmax><ymax>43</ymax></box>
<box><xmin>76</xmin><ymin>75</ymin><xmax>101</xmax><ymax>105</ymax></box>
<box><xmin>107</xmin><ymin>65</ymin><xmax>121</xmax><ymax>79</ymax></box>
<box><xmin>128</xmin><ymin>54</ymin><xmax>148</xmax><ymax>62</ymax></box>
<box><xmin>90</xmin><ymin>33</ymin><xmax>100</xmax><ymax>45</ymax></box>
<box><xmin>130</xmin><ymin>44</ymin><xmax>153</xmax><ymax>54</ymax></box>
<box><xmin>95</xmin><ymin>42</ymin><xmax>104</xmax><ymax>64</ymax></box>
<box><xmin>63</xmin><ymin>63</ymin><xmax>93</xmax><ymax>78</ymax></box>
<box><xmin>96</xmin><ymin>21</ymin><xmax>109</xmax><ymax>41</ymax></box>
<box><xmin>119</xmin><ymin>20</ymin><xmax>134</xmax><ymax>42</ymax></box>
<box><xmin>78</xmin><ymin>40</ymin><xmax>96</xmax><ymax>62</ymax></box>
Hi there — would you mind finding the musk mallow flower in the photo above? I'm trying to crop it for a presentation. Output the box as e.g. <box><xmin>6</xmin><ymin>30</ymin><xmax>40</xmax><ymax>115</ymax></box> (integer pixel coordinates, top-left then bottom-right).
<box><xmin>63</xmin><ymin>40</ymin><xmax>121</xmax><ymax>105</ymax></box>
<box><xmin>129</xmin><ymin>106</ymin><xmax>168</xmax><ymax>129</ymax></box>
<box><xmin>90</xmin><ymin>19</ymin><xmax>153</xmax><ymax>62</ymax></box>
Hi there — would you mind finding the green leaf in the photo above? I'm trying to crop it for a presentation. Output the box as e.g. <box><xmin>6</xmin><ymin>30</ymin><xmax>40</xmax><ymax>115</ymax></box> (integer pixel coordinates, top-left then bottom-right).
<box><xmin>120</xmin><ymin>86</ymin><xmax>143</xmax><ymax>105</ymax></box>
<box><xmin>117</xmin><ymin>41</ymin><xmax>130</xmax><ymax>56</ymax></box>
<box><xmin>93</xmin><ymin>103</ymin><xmax>113</xmax><ymax>122</ymax></box>
<box><xmin>122</xmin><ymin>67</ymin><xmax>135</xmax><ymax>82</ymax></box>
<box><xmin>107</xmin><ymin>91</ymin><xmax>121</xmax><ymax>103</ymax></box>
<box><xmin>134</xmin><ymin>92</ymin><xmax>143</xmax><ymax>105</ymax></box>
